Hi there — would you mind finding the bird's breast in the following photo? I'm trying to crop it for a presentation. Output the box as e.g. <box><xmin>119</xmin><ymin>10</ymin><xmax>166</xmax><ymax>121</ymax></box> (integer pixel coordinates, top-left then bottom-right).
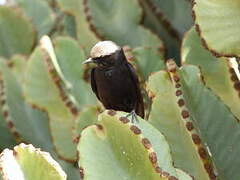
<box><xmin>94</xmin><ymin>66</ymin><xmax>137</xmax><ymax>110</ymax></box>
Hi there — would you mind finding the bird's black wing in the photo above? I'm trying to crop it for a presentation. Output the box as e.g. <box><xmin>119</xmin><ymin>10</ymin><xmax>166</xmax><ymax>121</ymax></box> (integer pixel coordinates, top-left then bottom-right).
<box><xmin>90</xmin><ymin>68</ymin><xmax>100</xmax><ymax>100</ymax></box>
<box><xmin>126</xmin><ymin>63</ymin><xmax>145</xmax><ymax>118</ymax></box>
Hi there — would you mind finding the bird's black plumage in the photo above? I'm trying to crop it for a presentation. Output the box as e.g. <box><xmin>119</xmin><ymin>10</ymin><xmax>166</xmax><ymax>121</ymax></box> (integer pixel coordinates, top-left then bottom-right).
<box><xmin>89</xmin><ymin>48</ymin><xmax>144</xmax><ymax>118</ymax></box>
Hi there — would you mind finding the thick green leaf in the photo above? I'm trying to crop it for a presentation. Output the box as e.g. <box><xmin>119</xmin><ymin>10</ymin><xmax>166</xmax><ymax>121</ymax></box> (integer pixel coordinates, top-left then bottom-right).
<box><xmin>146</xmin><ymin>0</ymin><xmax>193</xmax><ymax>36</ymax></box>
<box><xmin>179</xmin><ymin>65</ymin><xmax>240</xmax><ymax>180</ymax></box>
<box><xmin>0</xmin><ymin>59</ymin><xmax>54</xmax><ymax>152</ymax></box>
<box><xmin>193</xmin><ymin>0</ymin><xmax>240</xmax><ymax>57</ymax></box>
<box><xmin>74</xmin><ymin>105</ymin><xmax>99</xmax><ymax>136</ymax></box>
<box><xmin>132</xmin><ymin>47</ymin><xmax>165</xmax><ymax>81</ymax></box>
<box><xmin>182</xmin><ymin>27</ymin><xmax>240</xmax><ymax>121</ymax></box>
<box><xmin>0</xmin><ymin>108</ymin><xmax>16</xmax><ymax>151</ymax></box>
<box><xmin>56</xmin><ymin>0</ymin><xmax>99</xmax><ymax>52</ymax></box>
<box><xmin>79</xmin><ymin>112</ymin><xmax>164</xmax><ymax>180</ymax></box>
<box><xmin>147</xmin><ymin>70</ymin><xmax>211</xmax><ymax>180</ymax></box>
<box><xmin>8</xmin><ymin>55</ymin><xmax>27</xmax><ymax>83</ymax></box>
<box><xmin>23</xmin><ymin>47</ymin><xmax>77</xmax><ymax>161</ymax></box>
<box><xmin>16</xmin><ymin>0</ymin><xmax>55</xmax><ymax>38</ymax></box>
<box><xmin>52</xmin><ymin>36</ymin><xmax>97</xmax><ymax>107</ymax></box>
<box><xmin>0</xmin><ymin>144</ymin><xmax>66</xmax><ymax>180</ymax></box>
<box><xmin>0</xmin><ymin>6</ymin><xmax>35</xmax><ymax>58</ymax></box>
<box><xmin>78</xmin><ymin>111</ymin><xmax>192</xmax><ymax>180</ymax></box>
<box><xmin>86</xmin><ymin>0</ymin><xmax>164</xmax><ymax>49</ymax></box>
<box><xmin>62</xmin><ymin>15</ymin><xmax>77</xmax><ymax>38</ymax></box>
<box><xmin>139</xmin><ymin>0</ymin><xmax>189</xmax><ymax>61</ymax></box>
<box><xmin>56</xmin><ymin>159</ymin><xmax>80</xmax><ymax>180</ymax></box>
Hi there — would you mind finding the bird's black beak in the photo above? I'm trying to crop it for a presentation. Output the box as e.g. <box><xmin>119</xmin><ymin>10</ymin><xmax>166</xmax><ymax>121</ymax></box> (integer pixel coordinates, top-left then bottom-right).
<box><xmin>82</xmin><ymin>58</ymin><xmax>94</xmax><ymax>64</ymax></box>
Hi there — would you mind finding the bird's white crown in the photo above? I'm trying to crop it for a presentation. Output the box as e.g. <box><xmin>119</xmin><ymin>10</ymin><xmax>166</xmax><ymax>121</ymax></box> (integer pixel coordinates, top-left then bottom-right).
<box><xmin>90</xmin><ymin>41</ymin><xmax>120</xmax><ymax>58</ymax></box>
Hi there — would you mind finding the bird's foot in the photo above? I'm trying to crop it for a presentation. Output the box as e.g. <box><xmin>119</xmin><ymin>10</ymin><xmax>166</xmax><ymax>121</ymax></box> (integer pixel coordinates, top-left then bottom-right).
<box><xmin>125</xmin><ymin>110</ymin><xmax>139</xmax><ymax>123</ymax></box>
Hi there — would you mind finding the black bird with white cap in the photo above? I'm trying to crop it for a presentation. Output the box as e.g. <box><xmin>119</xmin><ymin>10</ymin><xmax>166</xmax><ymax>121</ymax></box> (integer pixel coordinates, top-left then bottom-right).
<box><xmin>82</xmin><ymin>41</ymin><xmax>145</xmax><ymax>121</ymax></box>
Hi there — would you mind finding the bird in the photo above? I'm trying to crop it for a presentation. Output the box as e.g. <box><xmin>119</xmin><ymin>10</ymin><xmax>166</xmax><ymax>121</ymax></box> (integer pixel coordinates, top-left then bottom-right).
<box><xmin>82</xmin><ymin>41</ymin><xmax>145</xmax><ymax>121</ymax></box>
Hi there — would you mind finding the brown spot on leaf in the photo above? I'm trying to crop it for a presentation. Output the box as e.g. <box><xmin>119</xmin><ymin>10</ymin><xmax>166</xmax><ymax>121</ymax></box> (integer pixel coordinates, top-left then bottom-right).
<box><xmin>73</xmin><ymin>135</ymin><xmax>80</xmax><ymax>144</ymax></box>
<box><xmin>173</xmin><ymin>75</ymin><xmax>180</xmax><ymax>83</ymax></box>
<box><xmin>7</xmin><ymin>62</ymin><xmax>14</xmax><ymax>68</ymax></box>
<box><xmin>175</xmin><ymin>84</ymin><xmax>181</xmax><ymax>88</ymax></box>
<box><xmin>204</xmin><ymin>163</ymin><xmax>212</xmax><ymax>172</ymax></box>
<box><xmin>61</xmin><ymin>95</ymin><xmax>68</xmax><ymax>102</ymax></box>
<box><xmin>53</xmin><ymin>77</ymin><xmax>61</xmax><ymax>85</ymax></box>
<box><xmin>7</xmin><ymin>121</ymin><xmax>14</xmax><ymax>129</ymax></box>
<box><xmin>231</xmin><ymin>74</ymin><xmax>238</xmax><ymax>82</ymax></box>
<box><xmin>13</xmin><ymin>149</ymin><xmax>17</xmax><ymax>156</ymax></box>
<box><xmin>198</xmin><ymin>147</ymin><xmax>207</xmax><ymax>159</ymax></box>
<box><xmin>66</xmin><ymin>101</ymin><xmax>73</xmax><ymax>107</ymax></box>
<box><xmin>234</xmin><ymin>82</ymin><xmax>240</xmax><ymax>90</ymax></box>
<box><xmin>83</xmin><ymin>7</ymin><xmax>89</xmax><ymax>14</ymax></box>
<box><xmin>79</xmin><ymin>167</ymin><xmax>84</xmax><ymax>179</ymax></box>
<box><xmin>229</xmin><ymin>68</ymin><xmax>235</xmax><ymax>74</ymax></box>
<box><xmin>107</xmin><ymin>110</ymin><xmax>116</xmax><ymax>116</ymax></box>
<box><xmin>149</xmin><ymin>152</ymin><xmax>157</xmax><ymax>164</ymax></box>
<box><xmin>119</xmin><ymin>117</ymin><xmax>129</xmax><ymax>124</ymax></box>
<box><xmin>186</xmin><ymin>122</ymin><xmax>194</xmax><ymax>131</ymax></box>
<box><xmin>181</xmin><ymin>110</ymin><xmax>189</xmax><ymax>119</ymax></box>
<box><xmin>3</xmin><ymin>110</ymin><xmax>8</xmax><ymax>118</ymax></box>
<box><xmin>96</xmin><ymin>124</ymin><xmax>103</xmax><ymax>131</ymax></box>
<box><xmin>127</xmin><ymin>56</ymin><xmax>134</xmax><ymax>61</ymax></box>
<box><xmin>13</xmin><ymin>131</ymin><xmax>20</xmax><ymax>138</ymax></box>
<box><xmin>210</xmin><ymin>173</ymin><xmax>217</xmax><ymax>180</ymax></box>
<box><xmin>149</xmin><ymin>91</ymin><xmax>156</xmax><ymax>99</ymax></box>
<box><xmin>177</xmin><ymin>99</ymin><xmax>185</xmax><ymax>107</ymax></box>
<box><xmin>192</xmin><ymin>134</ymin><xmax>201</xmax><ymax>144</ymax></box>
<box><xmin>71</xmin><ymin>107</ymin><xmax>79</xmax><ymax>116</ymax></box>
<box><xmin>142</xmin><ymin>138</ymin><xmax>152</xmax><ymax>149</ymax></box>
<box><xmin>83</xmin><ymin>67</ymin><xmax>91</xmax><ymax>82</ymax></box>
<box><xmin>86</xmin><ymin>15</ymin><xmax>91</xmax><ymax>21</ymax></box>
<box><xmin>1</xmin><ymin>99</ymin><xmax>5</xmax><ymax>105</ymax></box>
<box><xmin>169</xmin><ymin>176</ymin><xmax>178</xmax><ymax>180</ymax></box>
<box><xmin>162</xmin><ymin>171</ymin><xmax>170</xmax><ymax>177</ymax></box>
<box><xmin>176</xmin><ymin>90</ymin><xmax>182</xmax><ymax>96</ymax></box>
<box><xmin>204</xmin><ymin>163</ymin><xmax>215</xmax><ymax>177</ymax></box>
<box><xmin>155</xmin><ymin>166</ymin><xmax>162</xmax><ymax>173</ymax></box>
<box><xmin>130</xmin><ymin>125</ymin><xmax>141</xmax><ymax>135</ymax></box>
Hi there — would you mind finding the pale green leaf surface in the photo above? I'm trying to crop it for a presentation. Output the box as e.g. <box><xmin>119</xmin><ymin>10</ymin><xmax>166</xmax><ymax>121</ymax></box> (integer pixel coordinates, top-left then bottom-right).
<box><xmin>23</xmin><ymin>48</ymin><xmax>77</xmax><ymax>161</ymax></box>
<box><xmin>16</xmin><ymin>0</ymin><xmax>55</xmax><ymax>38</ymax></box>
<box><xmin>0</xmin><ymin>109</ymin><xmax>16</xmax><ymax>151</ymax></box>
<box><xmin>87</xmin><ymin>0</ymin><xmax>163</xmax><ymax>49</ymax></box>
<box><xmin>180</xmin><ymin>65</ymin><xmax>240</xmax><ymax>180</ymax></box>
<box><xmin>148</xmin><ymin>0</ymin><xmax>193</xmax><ymax>36</ymax></box>
<box><xmin>182</xmin><ymin>27</ymin><xmax>240</xmax><ymax>121</ymax></box>
<box><xmin>75</xmin><ymin>105</ymin><xmax>98</xmax><ymax>136</ymax></box>
<box><xmin>53</xmin><ymin>37</ymin><xmax>97</xmax><ymax>107</ymax></box>
<box><xmin>8</xmin><ymin>55</ymin><xmax>27</xmax><ymax>83</ymax></box>
<box><xmin>0</xmin><ymin>6</ymin><xmax>35</xmax><ymax>58</ymax></box>
<box><xmin>193</xmin><ymin>0</ymin><xmax>240</xmax><ymax>57</ymax></box>
<box><xmin>0</xmin><ymin>59</ymin><xmax>53</xmax><ymax>152</ymax></box>
<box><xmin>56</xmin><ymin>0</ymin><xmax>99</xmax><ymax>52</ymax></box>
<box><xmin>132</xmin><ymin>47</ymin><xmax>165</xmax><ymax>81</ymax></box>
<box><xmin>147</xmin><ymin>71</ymin><xmax>210</xmax><ymax>180</ymax></box>
<box><xmin>78</xmin><ymin>111</ymin><xmax>167</xmax><ymax>180</ymax></box>
<box><xmin>78</xmin><ymin>111</ymin><xmax>193</xmax><ymax>180</ymax></box>
<box><xmin>0</xmin><ymin>144</ymin><xmax>66</xmax><ymax>180</ymax></box>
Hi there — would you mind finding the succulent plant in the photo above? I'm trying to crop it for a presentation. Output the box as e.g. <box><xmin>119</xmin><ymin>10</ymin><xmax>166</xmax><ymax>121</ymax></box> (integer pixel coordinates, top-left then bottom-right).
<box><xmin>0</xmin><ymin>143</ymin><xmax>67</xmax><ymax>180</ymax></box>
<box><xmin>0</xmin><ymin>0</ymin><xmax>240</xmax><ymax>179</ymax></box>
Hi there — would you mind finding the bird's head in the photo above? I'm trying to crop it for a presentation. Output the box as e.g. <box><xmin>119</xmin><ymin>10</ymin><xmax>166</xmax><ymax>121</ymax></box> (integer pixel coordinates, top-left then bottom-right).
<box><xmin>82</xmin><ymin>41</ymin><xmax>126</xmax><ymax>67</ymax></box>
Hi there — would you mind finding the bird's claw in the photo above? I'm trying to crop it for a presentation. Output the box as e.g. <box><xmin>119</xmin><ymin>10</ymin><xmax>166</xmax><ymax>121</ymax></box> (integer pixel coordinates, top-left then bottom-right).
<box><xmin>125</xmin><ymin>110</ymin><xmax>139</xmax><ymax>123</ymax></box>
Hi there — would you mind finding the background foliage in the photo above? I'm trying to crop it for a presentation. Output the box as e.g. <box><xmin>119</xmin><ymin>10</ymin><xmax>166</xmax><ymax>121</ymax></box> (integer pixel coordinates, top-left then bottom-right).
<box><xmin>0</xmin><ymin>0</ymin><xmax>240</xmax><ymax>179</ymax></box>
